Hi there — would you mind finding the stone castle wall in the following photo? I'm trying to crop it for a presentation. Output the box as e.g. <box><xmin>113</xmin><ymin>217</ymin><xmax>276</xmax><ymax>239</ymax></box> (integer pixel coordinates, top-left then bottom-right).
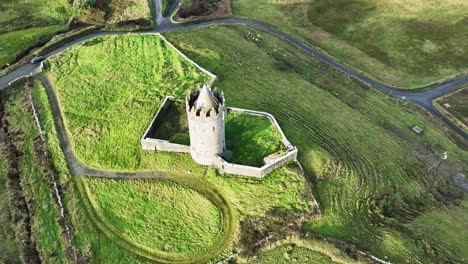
<box><xmin>141</xmin><ymin>97</ymin><xmax>299</xmax><ymax>178</ymax></box>
<box><xmin>141</xmin><ymin>138</ymin><xmax>190</xmax><ymax>152</ymax></box>
<box><xmin>141</xmin><ymin>96</ymin><xmax>191</xmax><ymax>153</ymax></box>
<box><xmin>215</xmin><ymin>147</ymin><xmax>298</xmax><ymax>178</ymax></box>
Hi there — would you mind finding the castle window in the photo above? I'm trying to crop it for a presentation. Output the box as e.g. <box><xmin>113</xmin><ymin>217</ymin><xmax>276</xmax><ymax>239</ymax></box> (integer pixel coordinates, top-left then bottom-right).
<box><xmin>213</xmin><ymin>126</ymin><xmax>215</xmax><ymax>132</ymax></box>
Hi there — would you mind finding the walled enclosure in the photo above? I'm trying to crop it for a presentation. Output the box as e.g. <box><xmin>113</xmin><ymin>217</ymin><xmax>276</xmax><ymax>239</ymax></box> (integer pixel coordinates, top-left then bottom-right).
<box><xmin>140</xmin><ymin>34</ymin><xmax>297</xmax><ymax>177</ymax></box>
<box><xmin>141</xmin><ymin>97</ymin><xmax>298</xmax><ymax>178</ymax></box>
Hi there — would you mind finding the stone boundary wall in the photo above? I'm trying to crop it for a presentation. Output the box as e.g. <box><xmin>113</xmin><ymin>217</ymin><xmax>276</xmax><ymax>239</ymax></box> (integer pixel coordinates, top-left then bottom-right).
<box><xmin>228</xmin><ymin>107</ymin><xmax>294</xmax><ymax>149</ymax></box>
<box><xmin>157</xmin><ymin>34</ymin><xmax>218</xmax><ymax>86</ymax></box>
<box><xmin>141</xmin><ymin>98</ymin><xmax>299</xmax><ymax>177</ymax></box>
<box><xmin>141</xmin><ymin>96</ymin><xmax>190</xmax><ymax>153</ymax></box>
<box><xmin>215</xmin><ymin>147</ymin><xmax>298</xmax><ymax>178</ymax></box>
<box><xmin>137</xmin><ymin>35</ymin><xmax>298</xmax><ymax>177</ymax></box>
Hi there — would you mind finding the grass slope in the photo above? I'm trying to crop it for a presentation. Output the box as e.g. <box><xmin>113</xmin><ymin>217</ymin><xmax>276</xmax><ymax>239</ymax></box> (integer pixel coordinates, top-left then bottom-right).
<box><xmin>0</xmin><ymin>25</ymin><xmax>66</xmax><ymax>67</ymax></box>
<box><xmin>255</xmin><ymin>244</ymin><xmax>337</xmax><ymax>264</ymax></box>
<box><xmin>249</xmin><ymin>237</ymin><xmax>369</xmax><ymax>264</ymax></box>
<box><xmin>408</xmin><ymin>197</ymin><xmax>468</xmax><ymax>261</ymax></box>
<box><xmin>226</xmin><ymin>112</ymin><xmax>284</xmax><ymax>166</ymax></box>
<box><xmin>83</xmin><ymin>177</ymin><xmax>223</xmax><ymax>255</ymax></box>
<box><xmin>0</xmin><ymin>0</ymin><xmax>152</xmax><ymax>68</ymax></box>
<box><xmin>163</xmin><ymin>25</ymin><xmax>467</xmax><ymax>263</ymax></box>
<box><xmin>32</xmin><ymin>81</ymin><xmax>156</xmax><ymax>263</ymax></box>
<box><xmin>0</xmin><ymin>0</ymin><xmax>70</xmax><ymax>67</ymax></box>
<box><xmin>204</xmin><ymin>167</ymin><xmax>311</xmax><ymax>217</ymax></box>
<box><xmin>232</xmin><ymin>0</ymin><xmax>468</xmax><ymax>88</ymax></box>
<box><xmin>47</xmin><ymin>34</ymin><xmax>208</xmax><ymax>172</ymax></box>
<box><xmin>33</xmin><ymin>71</ymin><xmax>312</xmax><ymax>262</ymax></box>
<box><xmin>3</xmin><ymin>83</ymin><xmax>67</xmax><ymax>263</ymax></box>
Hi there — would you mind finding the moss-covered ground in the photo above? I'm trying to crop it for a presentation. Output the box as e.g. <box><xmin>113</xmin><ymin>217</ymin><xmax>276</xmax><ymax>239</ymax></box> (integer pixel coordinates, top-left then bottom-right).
<box><xmin>231</xmin><ymin>0</ymin><xmax>468</xmax><ymax>88</ymax></box>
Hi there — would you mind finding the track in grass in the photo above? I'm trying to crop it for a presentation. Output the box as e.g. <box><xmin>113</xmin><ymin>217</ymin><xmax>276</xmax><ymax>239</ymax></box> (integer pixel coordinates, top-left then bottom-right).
<box><xmin>78</xmin><ymin>175</ymin><xmax>236</xmax><ymax>263</ymax></box>
<box><xmin>164</xmin><ymin>25</ymin><xmax>468</xmax><ymax>263</ymax></box>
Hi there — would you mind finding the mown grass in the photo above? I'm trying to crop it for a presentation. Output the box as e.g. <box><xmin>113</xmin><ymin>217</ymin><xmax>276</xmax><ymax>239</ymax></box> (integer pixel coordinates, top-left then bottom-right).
<box><xmin>83</xmin><ymin>177</ymin><xmax>223</xmax><ymax>255</ymax></box>
<box><xmin>47</xmin><ymin>34</ymin><xmax>209</xmax><ymax>172</ymax></box>
<box><xmin>436</xmin><ymin>87</ymin><xmax>467</xmax><ymax>133</ymax></box>
<box><xmin>232</xmin><ymin>0</ymin><xmax>468</xmax><ymax>88</ymax></box>
<box><xmin>164</xmin><ymin>25</ymin><xmax>468</xmax><ymax>263</ymax></box>
<box><xmin>3</xmin><ymin>83</ymin><xmax>67</xmax><ymax>263</ymax></box>
<box><xmin>226</xmin><ymin>112</ymin><xmax>284</xmax><ymax>166</ymax></box>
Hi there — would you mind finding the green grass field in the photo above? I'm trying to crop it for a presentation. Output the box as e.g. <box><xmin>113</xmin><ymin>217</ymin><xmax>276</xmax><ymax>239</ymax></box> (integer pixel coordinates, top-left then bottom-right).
<box><xmin>254</xmin><ymin>244</ymin><xmax>337</xmax><ymax>264</ymax></box>
<box><xmin>226</xmin><ymin>112</ymin><xmax>284</xmax><ymax>166</ymax></box>
<box><xmin>163</xmin><ymin>25</ymin><xmax>468</xmax><ymax>263</ymax></box>
<box><xmin>42</xmin><ymin>25</ymin><xmax>468</xmax><ymax>262</ymax></box>
<box><xmin>1</xmin><ymin>83</ymin><xmax>67</xmax><ymax>263</ymax></box>
<box><xmin>149</xmin><ymin>103</ymin><xmax>284</xmax><ymax>166</ymax></box>
<box><xmin>231</xmin><ymin>0</ymin><xmax>468</xmax><ymax>88</ymax></box>
<box><xmin>47</xmin><ymin>34</ymin><xmax>209</xmax><ymax>172</ymax></box>
<box><xmin>32</xmin><ymin>81</ymin><xmax>158</xmax><ymax>263</ymax></box>
<box><xmin>42</xmin><ymin>34</ymin><xmax>313</xmax><ymax>262</ymax></box>
<box><xmin>0</xmin><ymin>25</ymin><xmax>67</xmax><ymax>67</ymax></box>
<box><xmin>0</xmin><ymin>0</ymin><xmax>152</xmax><ymax>68</ymax></box>
<box><xmin>436</xmin><ymin>87</ymin><xmax>467</xmax><ymax>133</ymax></box>
<box><xmin>408</xmin><ymin>197</ymin><xmax>468</xmax><ymax>261</ymax></box>
<box><xmin>83</xmin><ymin>177</ymin><xmax>223</xmax><ymax>255</ymax></box>
<box><xmin>0</xmin><ymin>0</ymin><xmax>71</xmax><ymax>67</ymax></box>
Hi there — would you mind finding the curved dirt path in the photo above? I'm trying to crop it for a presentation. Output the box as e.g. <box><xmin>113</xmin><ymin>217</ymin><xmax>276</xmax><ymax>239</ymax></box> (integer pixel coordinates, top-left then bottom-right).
<box><xmin>0</xmin><ymin>0</ymin><xmax>466</xmax><ymax>140</ymax></box>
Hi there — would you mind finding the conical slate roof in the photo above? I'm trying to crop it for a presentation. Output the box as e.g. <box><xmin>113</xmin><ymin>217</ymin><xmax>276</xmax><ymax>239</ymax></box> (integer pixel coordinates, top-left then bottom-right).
<box><xmin>194</xmin><ymin>85</ymin><xmax>219</xmax><ymax>110</ymax></box>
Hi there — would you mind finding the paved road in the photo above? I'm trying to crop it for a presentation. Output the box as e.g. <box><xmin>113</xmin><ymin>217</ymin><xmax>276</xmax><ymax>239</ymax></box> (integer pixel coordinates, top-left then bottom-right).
<box><xmin>0</xmin><ymin>0</ymin><xmax>466</xmax><ymax>140</ymax></box>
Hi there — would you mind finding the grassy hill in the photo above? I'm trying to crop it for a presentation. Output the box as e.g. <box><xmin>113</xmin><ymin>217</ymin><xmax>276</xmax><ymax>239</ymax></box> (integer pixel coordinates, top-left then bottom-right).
<box><xmin>163</xmin><ymin>25</ymin><xmax>467</xmax><ymax>263</ymax></box>
<box><xmin>0</xmin><ymin>0</ymin><xmax>152</xmax><ymax>69</ymax></box>
<box><xmin>231</xmin><ymin>0</ymin><xmax>468</xmax><ymax>88</ymax></box>
<box><xmin>40</xmin><ymin>33</ymin><xmax>313</xmax><ymax>262</ymax></box>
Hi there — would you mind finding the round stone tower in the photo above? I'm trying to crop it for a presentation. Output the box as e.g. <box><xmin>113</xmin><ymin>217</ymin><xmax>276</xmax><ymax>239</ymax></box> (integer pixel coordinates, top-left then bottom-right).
<box><xmin>186</xmin><ymin>84</ymin><xmax>226</xmax><ymax>166</ymax></box>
